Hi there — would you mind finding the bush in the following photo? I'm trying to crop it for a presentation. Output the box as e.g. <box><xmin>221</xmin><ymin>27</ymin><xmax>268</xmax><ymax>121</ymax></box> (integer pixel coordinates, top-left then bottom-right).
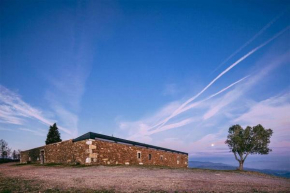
<box><xmin>0</xmin><ymin>158</ymin><xmax>20</xmax><ymax>164</ymax></box>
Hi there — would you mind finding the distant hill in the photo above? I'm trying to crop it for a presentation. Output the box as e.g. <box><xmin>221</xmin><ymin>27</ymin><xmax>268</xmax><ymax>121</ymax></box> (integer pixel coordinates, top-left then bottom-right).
<box><xmin>189</xmin><ymin>161</ymin><xmax>290</xmax><ymax>178</ymax></box>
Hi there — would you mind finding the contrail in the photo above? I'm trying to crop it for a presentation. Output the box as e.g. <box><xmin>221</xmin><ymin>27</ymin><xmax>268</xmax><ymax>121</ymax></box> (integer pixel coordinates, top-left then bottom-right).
<box><xmin>148</xmin><ymin>76</ymin><xmax>249</xmax><ymax>135</ymax></box>
<box><xmin>178</xmin><ymin>75</ymin><xmax>249</xmax><ymax>114</ymax></box>
<box><xmin>149</xmin><ymin>26</ymin><xmax>290</xmax><ymax>132</ymax></box>
<box><xmin>210</xmin><ymin>12</ymin><xmax>285</xmax><ymax>75</ymax></box>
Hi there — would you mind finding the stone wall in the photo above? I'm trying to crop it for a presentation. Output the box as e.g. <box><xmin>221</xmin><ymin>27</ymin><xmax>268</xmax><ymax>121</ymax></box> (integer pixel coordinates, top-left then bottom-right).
<box><xmin>21</xmin><ymin>139</ymin><xmax>188</xmax><ymax>168</ymax></box>
<box><xmin>87</xmin><ymin>139</ymin><xmax>188</xmax><ymax>168</ymax></box>
<box><xmin>20</xmin><ymin>140</ymin><xmax>87</xmax><ymax>164</ymax></box>
<box><xmin>20</xmin><ymin>146</ymin><xmax>44</xmax><ymax>164</ymax></box>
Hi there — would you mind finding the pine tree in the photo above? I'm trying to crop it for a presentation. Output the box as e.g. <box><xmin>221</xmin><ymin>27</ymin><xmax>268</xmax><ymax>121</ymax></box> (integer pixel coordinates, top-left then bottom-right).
<box><xmin>45</xmin><ymin>123</ymin><xmax>62</xmax><ymax>145</ymax></box>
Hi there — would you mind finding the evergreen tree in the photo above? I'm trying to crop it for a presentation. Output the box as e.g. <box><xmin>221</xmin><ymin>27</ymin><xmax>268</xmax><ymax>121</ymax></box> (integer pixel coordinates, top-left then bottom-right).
<box><xmin>45</xmin><ymin>123</ymin><xmax>62</xmax><ymax>145</ymax></box>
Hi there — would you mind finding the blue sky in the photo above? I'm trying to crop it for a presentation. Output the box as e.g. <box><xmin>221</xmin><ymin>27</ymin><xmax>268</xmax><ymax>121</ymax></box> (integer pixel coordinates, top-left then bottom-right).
<box><xmin>0</xmin><ymin>0</ymin><xmax>289</xmax><ymax>170</ymax></box>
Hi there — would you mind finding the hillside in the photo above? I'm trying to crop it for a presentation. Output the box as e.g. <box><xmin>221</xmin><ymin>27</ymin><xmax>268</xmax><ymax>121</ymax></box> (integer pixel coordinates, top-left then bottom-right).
<box><xmin>1</xmin><ymin>163</ymin><xmax>290</xmax><ymax>192</ymax></box>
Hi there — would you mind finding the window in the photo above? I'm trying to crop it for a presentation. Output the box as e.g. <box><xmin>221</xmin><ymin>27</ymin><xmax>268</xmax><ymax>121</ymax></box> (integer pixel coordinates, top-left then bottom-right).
<box><xmin>148</xmin><ymin>154</ymin><xmax>152</xmax><ymax>160</ymax></box>
<box><xmin>160</xmin><ymin>155</ymin><xmax>163</xmax><ymax>161</ymax></box>
<box><xmin>137</xmin><ymin>152</ymin><xmax>141</xmax><ymax>159</ymax></box>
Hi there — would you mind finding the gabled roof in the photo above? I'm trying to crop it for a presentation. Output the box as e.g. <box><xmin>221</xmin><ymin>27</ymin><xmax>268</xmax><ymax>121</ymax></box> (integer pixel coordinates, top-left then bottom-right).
<box><xmin>73</xmin><ymin>132</ymin><xmax>188</xmax><ymax>155</ymax></box>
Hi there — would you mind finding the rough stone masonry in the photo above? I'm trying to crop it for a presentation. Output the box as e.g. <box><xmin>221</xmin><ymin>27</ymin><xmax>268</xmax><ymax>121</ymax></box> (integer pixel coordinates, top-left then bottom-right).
<box><xmin>20</xmin><ymin>132</ymin><xmax>188</xmax><ymax>168</ymax></box>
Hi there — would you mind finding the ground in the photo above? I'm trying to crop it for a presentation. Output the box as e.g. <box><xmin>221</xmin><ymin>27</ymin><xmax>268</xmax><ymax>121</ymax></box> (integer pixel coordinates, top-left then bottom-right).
<box><xmin>0</xmin><ymin>163</ymin><xmax>289</xmax><ymax>193</ymax></box>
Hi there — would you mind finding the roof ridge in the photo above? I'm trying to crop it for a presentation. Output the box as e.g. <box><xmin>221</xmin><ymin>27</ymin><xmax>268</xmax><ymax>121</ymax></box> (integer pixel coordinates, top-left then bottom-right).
<box><xmin>73</xmin><ymin>131</ymin><xmax>188</xmax><ymax>155</ymax></box>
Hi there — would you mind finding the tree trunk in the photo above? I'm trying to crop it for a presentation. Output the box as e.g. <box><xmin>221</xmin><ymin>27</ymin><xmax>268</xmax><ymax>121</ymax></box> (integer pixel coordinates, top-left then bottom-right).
<box><xmin>238</xmin><ymin>161</ymin><xmax>244</xmax><ymax>170</ymax></box>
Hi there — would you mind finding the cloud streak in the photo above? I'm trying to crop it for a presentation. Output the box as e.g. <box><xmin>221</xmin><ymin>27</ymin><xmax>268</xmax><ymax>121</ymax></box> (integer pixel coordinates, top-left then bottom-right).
<box><xmin>43</xmin><ymin>4</ymin><xmax>95</xmax><ymax>138</ymax></box>
<box><xmin>18</xmin><ymin>128</ymin><xmax>46</xmax><ymax>136</ymax></box>
<box><xmin>234</xmin><ymin>91</ymin><xmax>290</xmax><ymax>155</ymax></box>
<box><xmin>147</xmin><ymin>76</ymin><xmax>249</xmax><ymax>135</ymax></box>
<box><xmin>122</xmin><ymin>75</ymin><xmax>250</xmax><ymax>143</ymax></box>
<box><xmin>149</xmin><ymin>26</ymin><xmax>290</xmax><ymax>133</ymax></box>
<box><xmin>0</xmin><ymin>85</ymin><xmax>72</xmax><ymax>134</ymax></box>
<box><xmin>210</xmin><ymin>12</ymin><xmax>286</xmax><ymax>74</ymax></box>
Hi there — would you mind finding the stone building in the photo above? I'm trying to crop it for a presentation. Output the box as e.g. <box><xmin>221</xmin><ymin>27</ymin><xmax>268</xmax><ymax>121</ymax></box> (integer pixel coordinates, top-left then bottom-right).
<box><xmin>20</xmin><ymin>132</ymin><xmax>188</xmax><ymax>168</ymax></box>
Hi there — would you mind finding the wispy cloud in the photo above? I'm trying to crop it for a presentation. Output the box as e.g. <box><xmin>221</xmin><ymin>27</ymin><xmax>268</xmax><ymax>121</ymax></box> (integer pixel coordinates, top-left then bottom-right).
<box><xmin>146</xmin><ymin>76</ymin><xmax>249</xmax><ymax>136</ymax></box>
<box><xmin>158</xmin><ymin>89</ymin><xmax>290</xmax><ymax>157</ymax></box>
<box><xmin>210</xmin><ymin>12</ymin><xmax>286</xmax><ymax>75</ymax></box>
<box><xmin>174</xmin><ymin>76</ymin><xmax>249</xmax><ymax>118</ymax></box>
<box><xmin>42</xmin><ymin>3</ymin><xmax>95</xmax><ymax>138</ymax></box>
<box><xmin>235</xmin><ymin>92</ymin><xmax>290</xmax><ymax>136</ymax></box>
<box><xmin>0</xmin><ymin>104</ymin><xmax>25</xmax><ymax>125</ymax></box>
<box><xmin>0</xmin><ymin>85</ymin><xmax>72</xmax><ymax>134</ymax></box>
<box><xmin>184</xmin><ymin>52</ymin><xmax>290</xmax><ymax>156</ymax></box>
<box><xmin>119</xmin><ymin>47</ymin><xmax>289</xmax><ymax>142</ymax></box>
<box><xmin>119</xmin><ymin>76</ymin><xmax>248</xmax><ymax>142</ymax></box>
<box><xmin>18</xmin><ymin>128</ymin><xmax>46</xmax><ymax>137</ymax></box>
<box><xmin>0</xmin><ymin>128</ymin><xmax>12</xmax><ymax>131</ymax></box>
<box><xmin>116</xmin><ymin>26</ymin><xmax>289</xmax><ymax>159</ymax></box>
<box><xmin>163</xmin><ymin>83</ymin><xmax>179</xmax><ymax>96</ymax></box>
<box><xmin>156</xmin><ymin>131</ymin><xmax>228</xmax><ymax>157</ymax></box>
<box><xmin>235</xmin><ymin>91</ymin><xmax>290</xmax><ymax>155</ymax></box>
<box><xmin>148</xmin><ymin>26</ymin><xmax>290</xmax><ymax>133</ymax></box>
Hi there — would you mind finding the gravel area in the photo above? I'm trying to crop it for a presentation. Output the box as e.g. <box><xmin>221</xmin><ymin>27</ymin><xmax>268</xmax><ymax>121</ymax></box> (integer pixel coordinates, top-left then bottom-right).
<box><xmin>0</xmin><ymin>163</ymin><xmax>290</xmax><ymax>192</ymax></box>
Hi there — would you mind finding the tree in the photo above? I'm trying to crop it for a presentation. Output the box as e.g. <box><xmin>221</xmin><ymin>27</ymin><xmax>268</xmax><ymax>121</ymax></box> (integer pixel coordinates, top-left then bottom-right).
<box><xmin>12</xmin><ymin>150</ymin><xmax>17</xmax><ymax>160</ymax></box>
<box><xmin>225</xmin><ymin>124</ymin><xmax>273</xmax><ymax>170</ymax></box>
<box><xmin>17</xmin><ymin>149</ymin><xmax>21</xmax><ymax>160</ymax></box>
<box><xmin>0</xmin><ymin>139</ymin><xmax>11</xmax><ymax>159</ymax></box>
<box><xmin>45</xmin><ymin>123</ymin><xmax>62</xmax><ymax>145</ymax></box>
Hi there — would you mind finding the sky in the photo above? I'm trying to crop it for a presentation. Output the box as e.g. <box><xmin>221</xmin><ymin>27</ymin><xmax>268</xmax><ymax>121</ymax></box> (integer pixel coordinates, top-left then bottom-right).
<box><xmin>0</xmin><ymin>0</ymin><xmax>289</xmax><ymax>170</ymax></box>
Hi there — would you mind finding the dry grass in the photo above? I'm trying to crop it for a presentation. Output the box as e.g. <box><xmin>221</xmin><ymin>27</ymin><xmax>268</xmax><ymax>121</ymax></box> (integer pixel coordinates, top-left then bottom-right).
<box><xmin>0</xmin><ymin>175</ymin><xmax>115</xmax><ymax>193</ymax></box>
<box><xmin>1</xmin><ymin>163</ymin><xmax>290</xmax><ymax>192</ymax></box>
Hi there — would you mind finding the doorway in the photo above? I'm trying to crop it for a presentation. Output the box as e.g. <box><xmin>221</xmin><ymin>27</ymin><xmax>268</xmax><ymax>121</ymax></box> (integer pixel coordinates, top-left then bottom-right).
<box><xmin>40</xmin><ymin>150</ymin><xmax>45</xmax><ymax>164</ymax></box>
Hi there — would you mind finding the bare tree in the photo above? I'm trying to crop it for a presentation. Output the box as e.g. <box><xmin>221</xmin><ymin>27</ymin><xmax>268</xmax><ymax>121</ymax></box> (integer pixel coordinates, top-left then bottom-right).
<box><xmin>12</xmin><ymin>150</ymin><xmax>17</xmax><ymax>160</ymax></box>
<box><xmin>0</xmin><ymin>139</ymin><xmax>11</xmax><ymax>159</ymax></box>
<box><xmin>17</xmin><ymin>149</ymin><xmax>21</xmax><ymax>160</ymax></box>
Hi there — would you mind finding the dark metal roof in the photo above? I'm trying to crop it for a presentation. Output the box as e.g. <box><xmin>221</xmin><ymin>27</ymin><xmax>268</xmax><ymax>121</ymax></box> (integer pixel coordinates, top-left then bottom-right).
<box><xmin>73</xmin><ymin>132</ymin><xmax>188</xmax><ymax>155</ymax></box>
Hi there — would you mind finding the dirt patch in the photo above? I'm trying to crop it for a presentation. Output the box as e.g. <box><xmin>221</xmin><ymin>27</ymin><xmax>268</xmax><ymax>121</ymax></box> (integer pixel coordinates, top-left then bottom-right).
<box><xmin>0</xmin><ymin>163</ymin><xmax>290</xmax><ymax>192</ymax></box>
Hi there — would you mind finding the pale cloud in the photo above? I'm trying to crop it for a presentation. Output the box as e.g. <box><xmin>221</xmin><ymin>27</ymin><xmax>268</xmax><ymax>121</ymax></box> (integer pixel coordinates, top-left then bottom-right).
<box><xmin>233</xmin><ymin>91</ymin><xmax>290</xmax><ymax>156</ymax></box>
<box><xmin>0</xmin><ymin>85</ymin><xmax>72</xmax><ymax>135</ymax></box>
<box><xmin>18</xmin><ymin>128</ymin><xmax>46</xmax><ymax>137</ymax></box>
<box><xmin>203</xmin><ymin>89</ymin><xmax>244</xmax><ymax>120</ymax></box>
<box><xmin>174</xmin><ymin>76</ymin><xmax>249</xmax><ymax>118</ymax></box>
<box><xmin>119</xmin><ymin>76</ymin><xmax>248</xmax><ymax>142</ymax></box>
<box><xmin>188</xmin><ymin>133</ymin><xmax>227</xmax><ymax>155</ymax></box>
<box><xmin>0</xmin><ymin>104</ymin><xmax>25</xmax><ymax>125</ymax></box>
<box><xmin>148</xmin><ymin>26</ymin><xmax>289</xmax><ymax>133</ymax></box>
<box><xmin>52</xmin><ymin>105</ymin><xmax>79</xmax><ymax>138</ymax></box>
<box><xmin>202</xmin><ymin>49</ymin><xmax>290</xmax><ymax>122</ymax></box>
<box><xmin>43</xmin><ymin>24</ymin><xmax>93</xmax><ymax>138</ymax></box>
<box><xmin>157</xmin><ymin>131</ymin><xmax>229</xmax><ymax>157</ymax></box>
<box><xmin>0</xmin><ymin>128</ymin><xmax>12</xmax><ymax>131</ymax></box>
<box><xmin>116</xmin><ymin>32</ymin><xmax>290</xmax><ymax>158</ymax></box>
<box><xmin>117</xmin><ymin>101</ymin><xmax>183</xmax><ymax>143</ymax></box>
<box><xmin>210</xmin><ymin>12</ymin><xmax>285</xmax><ymax>74</ymax></box>
<box><xmin>163</xmin><ymin>83</ymin><xmax>179</xmax><ymax>96</ymax></box>
<box><xmin>149</xmin><ymin>118</ymin><xmax>195</xmax><ymax>135</ymax></box>
<box><xmin>235</xmin><ymin>92</ymin><xmax>290</xmax><ymax>138</ymax></box>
